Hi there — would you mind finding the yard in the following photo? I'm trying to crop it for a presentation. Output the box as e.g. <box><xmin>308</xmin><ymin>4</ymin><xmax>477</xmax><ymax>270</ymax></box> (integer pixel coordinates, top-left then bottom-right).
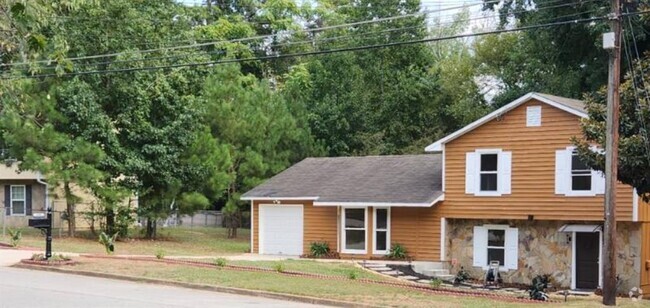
<box><xmin>48</xmin><ymin>257</ymin><xmax>648</xmax><ymax>308</ymax></box>
<box><xmin>1</xmin><ymin>227</ymin><xmax>250</xmax><ymax>256</ymax></box>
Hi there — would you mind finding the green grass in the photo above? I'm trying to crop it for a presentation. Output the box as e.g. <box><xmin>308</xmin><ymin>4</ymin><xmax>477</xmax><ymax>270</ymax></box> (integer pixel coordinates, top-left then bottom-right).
<box><xmin>227</xmin><ymin>260</ymin><xmax>384</xmax><ymax>280</ymax></box>
<box><xmin>51</xmin><ymin>258</ymin><xmax>650</xmax><ymax>307</ymax></box>
<box><xmin>2</xmin><ymin>227</ymin><xmax>249</xmax><ymax>256</ymax></box>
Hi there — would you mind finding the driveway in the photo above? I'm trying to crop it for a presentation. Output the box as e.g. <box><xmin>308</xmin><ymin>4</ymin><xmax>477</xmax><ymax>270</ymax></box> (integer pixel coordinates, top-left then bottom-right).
<box><xmin>0</xmin><ymin>266</ymin><xmax>328</xmax><ymax>308</ymax></box>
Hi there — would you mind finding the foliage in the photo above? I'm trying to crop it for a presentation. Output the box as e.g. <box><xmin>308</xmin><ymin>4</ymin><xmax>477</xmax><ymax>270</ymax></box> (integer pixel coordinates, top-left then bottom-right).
<box><xmin>8</xmin><ymin>229</ymin><xmax>22</xmax><ymax>247</ymax></box>
<box><xmin>528</xmin><ymin>274</ymin><xmax>550</xmax><ymax>301</ymax></box>
<box><xmin>98</xmin><ymin>232</ymin><xmax>118</xmax><ymax>255</ymax></box>
<box><xmin>273</xmin><ymin>262</ymin><xmax>285</xmax><ymax>273</ymax></box>
<box><xmin>309</xmin><ymin>241</ymin><xmax>330</xmax><ymax>257</ymax></box>
<box><xmin>31</xmin><ymin>253</ymin><xmax>71</xmax><ymax>261</ymax></box>
<box><xmin>575</xmin><ymin>54</ymin><xmax>650</xmax><ymax>200</ymax></box>
<box><xmin>215</xmin><ymin>257</ymin><xmax>227</xmax><ymax>267</ymax></box>
<box><xmin>430</xmin><ymin>278</ymin><xmax>443</xmax><ymax>288</ymax></box>
<box><xmin>453</xmin><ymin>266</ymin><xmax>471</xmax><ymax>285</ymax></box>
<box><xmin>347</xmin><ymin>270</ymin><xmax>358</xmax><ymax>280</ymax></box>
<box><xmin>386</xmin><ymin>243</ymin><xmax>408</xmax><ymax>260</ymax></box>
<box><xmin>155</xmin><ymin>249</ymin><xmax>165</xmax><ymax>260</ymax></box>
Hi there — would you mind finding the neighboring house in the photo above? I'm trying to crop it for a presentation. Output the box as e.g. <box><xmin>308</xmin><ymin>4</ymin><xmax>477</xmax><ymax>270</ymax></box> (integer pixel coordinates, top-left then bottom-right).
<box><xmin>241</xmin><ymin>92</ymin><xmax>650</xmax><ymax>293</ymax></box>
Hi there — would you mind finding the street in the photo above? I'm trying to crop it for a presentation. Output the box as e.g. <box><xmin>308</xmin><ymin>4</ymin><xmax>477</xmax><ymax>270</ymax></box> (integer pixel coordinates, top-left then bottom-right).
<box><xmin>0</xmin><ymin>266</ymin><xmax>327</xmax><ymax>308</ymax></box>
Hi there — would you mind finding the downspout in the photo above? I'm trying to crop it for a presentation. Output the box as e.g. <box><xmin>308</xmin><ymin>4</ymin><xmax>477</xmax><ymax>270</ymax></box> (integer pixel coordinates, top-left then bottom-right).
<box><xmin>36</xmin><ymin>172</ymin><xmax>49</xmax><ymax>211</ymax></box>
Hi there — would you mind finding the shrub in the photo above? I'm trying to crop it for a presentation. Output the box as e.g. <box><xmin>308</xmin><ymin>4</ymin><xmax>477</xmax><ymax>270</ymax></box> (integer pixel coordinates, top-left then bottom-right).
<box><xmin>347</xmin><ymin>270</ymin><xmax>358</xmax><ymax>280</ymax></box>
<box><xmin>430</xmin><ymin>278</ymin><xmax>443</xmax><ymax>288</ymax></box>
<box><xmin>528</xmin><ymin>274</ymin><xmax>550</xmax><ymax>301</ymax></box>
<box><xmin>273</xmin><ymin>262</ymin><xmax>285</xmax><ymax>273</ymax></box>
<box><xmin>30</xmin><ymin>253</ymin><xmax>70</xmax><ymax>261</ymax></box>
<box><xmin>8</xmin><ymin>229</ymin><xmax>22</xmax><ymax>247</ymax></box>
<box><xmin>310</xmin><ymin>241</ymin><xmax>330</xmax><ymax>257</ymax></box>
<box><xmin>386</xmin><ymin>243</ymin><xmax>408</xmax><ymax>259</ymax></box>
<box><xmin>453</xmin><ymin>266</ymin><xmax>471</xmax><ymax>285</ymax></box>
<box><xmin>214</xmin><ymin>257</ymin><xmax>227</xmax><ymax>267</ymax></box>
<box><xmin>155</xmin><ymin>249</ymin><xmax>165</xmax><ymax>259</ymax></box>
<box><xmin>98</xmin><ymin>232</ymin><xmax>118</xmax><ymax>255</ymax></box>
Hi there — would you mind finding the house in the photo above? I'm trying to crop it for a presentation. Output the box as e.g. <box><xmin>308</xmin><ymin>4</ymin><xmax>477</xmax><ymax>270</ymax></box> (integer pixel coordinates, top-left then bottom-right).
<box><xmin>241</xmin><ymin>92</ymin><xmax>650</xmax><ymax>293</ymax></box>
<box><xmin>0</xmin><ymin>163</ymin><xmax>135</xmax><ymax>231</ymax></box>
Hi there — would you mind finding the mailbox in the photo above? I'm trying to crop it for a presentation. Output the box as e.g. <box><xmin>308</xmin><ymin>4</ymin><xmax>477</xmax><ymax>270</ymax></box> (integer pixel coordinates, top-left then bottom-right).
<box><xmin>28</xmin><ymin>218</ymin><xmax>51</xmax><ymax>229</ymax></box>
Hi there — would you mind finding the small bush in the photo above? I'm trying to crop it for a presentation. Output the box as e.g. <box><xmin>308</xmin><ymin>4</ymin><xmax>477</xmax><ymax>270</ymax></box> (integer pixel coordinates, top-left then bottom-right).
<box><xmin>528</xmin><ymin>274</ymin><xmax>550</xmax><ymax>301</ymax></box>
<box><xmin>98</xmin><ymin>232</ymin><xmax>118</xmax><ymax>255</ymax></box>
<box><xmin>310</xmin><ymin>241</ymin><xmax>330</xmax><ymax>257</ymax></box>
<box><xmin>453</xmin><ymin>266</ymin><xmax>471</xmax><ymax>285</ymax></box>
<box><xmin>8</xmin><ymin>229</ymin><xmax>22</xmax><ymax>247</ymax></box>
<box><xmin>155</xmin><ymin>249</ymin><xmax>165</xmax><ymax>259</ymax></box>
<box><xmin>214</xmin><ymin>257</ymin><xmax>227</xmax><ymax>267</ymax></box>
<box><xmin>430</xmin><ymin>278</ymin><xmax>443</xmax><ymax>288</ymax></box>
<box><xmin>273</xmin><ymin>262</ymin><xmax>285</xmax><ymax>273</ymax></box>
<box><xmin>30</xmin><ymin>253</ymin><xmax>71</xmax><ymax>261</ymax></box>
<box><xmin>347</xmin><ymin>270</ymin><xmax>358</xmax><ymax>280</ymax></box>
<box><xmin>386</xmin><ymin>243</ymin><xmax>408</xmax><ymax>259</ymax></box>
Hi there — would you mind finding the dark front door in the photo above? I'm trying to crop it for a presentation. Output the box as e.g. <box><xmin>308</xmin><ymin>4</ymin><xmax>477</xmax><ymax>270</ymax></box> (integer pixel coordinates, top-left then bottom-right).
<box><xmin>575</xmin><ymin>232</ymin><xmax>600</xmax><ymax>289</ymax></box>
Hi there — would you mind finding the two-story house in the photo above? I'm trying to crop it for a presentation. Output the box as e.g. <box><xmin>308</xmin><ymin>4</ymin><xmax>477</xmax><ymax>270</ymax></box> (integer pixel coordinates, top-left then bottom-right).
<box><xmin>241</xmin><ymin>92</ymin><xmax>650</xmax><ymax>293</ymax></box>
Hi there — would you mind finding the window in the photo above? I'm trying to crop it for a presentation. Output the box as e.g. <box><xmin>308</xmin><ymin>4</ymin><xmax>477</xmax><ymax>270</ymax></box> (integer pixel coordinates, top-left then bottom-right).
<box><xmin>373</xmin><ymin>208</ymin><xmax>390</xmax><ymax>254</ymax></box>
<box><xmin>487</xmin><ymin>229</ymin><xmax>505</xmax><ymax>266</ymax></box>
<box><xmin>571</xmin><ymin>151</ymin><xmax>591</xmax><ymax>191</ymax></box>
<box><xmin>480</xmin><ymin>154</ymin><xmax>498</xmax><ymax>192</ymax></box>
<box><xmin>473</xmin><ymin>225</ymin><xmax>518</xmax><ymax>270</ymax></box>
<box><xmin>343</xmin><ymin>208</ymin><xmax>366</xmax><ymax>253</ymax></box>
<box><xmin>466</xmin><ymin>150</ymin><xmax>511</xmax><ymax>196</ymax></box>
<box><xmin>10</xmin><ymin>185</ymin><xmax>25</xmax><ymax>216</ymax></box>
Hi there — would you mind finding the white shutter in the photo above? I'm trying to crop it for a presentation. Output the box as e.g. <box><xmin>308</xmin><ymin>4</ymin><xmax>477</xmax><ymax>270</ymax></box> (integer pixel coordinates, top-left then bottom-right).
<box><xmin>555</xmin><ymin>149</ymin><xmax>570</xmax><ymax>195</ymax></box>
<box><xmin>499</xmin><ymin>151</ymin><xmax>512</xmax><ymax>195</ymax></box>
<box><xmin>466</xmin><ymin>152</ymin><xmax>478</xmax><ymax>194</ymax></box>
<box><xmin>504</xmin><ymin>228</ymin><xmax>519</xmax><ymax>270</ymax></box>
<box><xmin>592</xmin><ymin>170</ymin><xmax>606</xmax><ymax>194</ymax></box>
<box><xmin>473</xmin><ymin>226</ymin><xmax>488</xmax><ymax>267</ymax></box>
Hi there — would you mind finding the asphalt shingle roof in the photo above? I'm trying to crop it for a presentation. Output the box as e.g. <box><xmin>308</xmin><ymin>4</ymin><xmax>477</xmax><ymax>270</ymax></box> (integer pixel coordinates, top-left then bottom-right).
<box><xmin>241</xmin><ymin>154</ymin><xmax>442</xmax><ymax>205</ymax></box>
<box><xmin>534</xmin><ymin>92</ymin><xmax>586</xmax><ymax>114</ymax></box>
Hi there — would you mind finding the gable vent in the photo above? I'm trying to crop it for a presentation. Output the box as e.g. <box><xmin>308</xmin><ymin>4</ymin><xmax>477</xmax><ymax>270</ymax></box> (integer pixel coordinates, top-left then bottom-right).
<box><xmin>526</xmin><ymin>106</ymin><xmax>542</xmax><ymax>127</ymax></box>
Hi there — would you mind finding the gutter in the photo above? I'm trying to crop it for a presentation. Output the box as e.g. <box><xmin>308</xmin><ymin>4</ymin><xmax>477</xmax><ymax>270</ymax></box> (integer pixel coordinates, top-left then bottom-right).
<box><xmin>36</xmin><ymin>172</ymin><xmax>49</xmax><ymax>210</ymax></box>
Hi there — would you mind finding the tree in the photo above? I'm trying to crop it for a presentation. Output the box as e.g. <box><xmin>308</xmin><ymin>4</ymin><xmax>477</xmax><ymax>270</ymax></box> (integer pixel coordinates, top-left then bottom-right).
<box><xmin>575</xmin><ymin>53</ymin><xmax>650</xmax><ymax>200</ymax></box>
<box><xmin>204</xmin><ymin>64</ymin><xmax>316</xmax><ymax>238</ymax></box>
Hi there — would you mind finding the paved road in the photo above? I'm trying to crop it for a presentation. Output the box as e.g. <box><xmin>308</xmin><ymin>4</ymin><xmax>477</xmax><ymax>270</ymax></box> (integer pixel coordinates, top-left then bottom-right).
<box><xmin>0</xmin><ymin>267</ymin><xmax>328</xmax><ymax>308</ymax></box>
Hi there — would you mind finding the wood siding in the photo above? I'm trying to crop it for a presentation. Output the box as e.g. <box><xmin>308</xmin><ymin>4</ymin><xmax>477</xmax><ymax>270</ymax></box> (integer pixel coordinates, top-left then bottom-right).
<box><xmin>440</xmin><ymin>100</ymin><xmax>635</xmax><ymax>221</ymax></box>
<box><xmin>641</xmin><ymin>222</ymin><xmax>650</xmax><ymax>296</ymax></box>
<box><xmin>252</xmin><ymin>200</ymin><xmax>337</xmax><ymax>255</ymax></box>
<box><xmin>391</xmin><ymin>207</ymin><xmax>441</xmax><ymax>260</ymax></box>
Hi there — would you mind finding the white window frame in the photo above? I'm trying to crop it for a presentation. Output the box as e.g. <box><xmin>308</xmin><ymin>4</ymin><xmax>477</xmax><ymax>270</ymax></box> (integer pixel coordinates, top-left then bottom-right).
<box><xmin>557</xmin><ymin>146</ymin><xmax>605</xmax><ymax>197</ymax></box>
<box><xmin>474</xmin><ymin>224</ymin><xmax>518</xmax><ymax>271</ymax></box>
<box><xmin>475</xmin><ymin>149</ymin><xmax>504</xmax><ymax>197</ymax></box>
<box><xmin>341</xmin><ymin>206</ymin><xmax>367</xmax><ymax>254</ymax></box>
<box><xmin>479</xmin><ymin>152</ymin><xmax>499</xmax><ymax>194</ymax></box>
<box><xmin>10</xmin><ymin>185</ymin><xmax>26</xmax><ymax>216</ymax></box>
<box><xmin>372</xmin><ymin>207</ymin><xmax>390</xmax><ymax>255</ymax></box>
<box><xmin>486</xmin><ymin>228</ymin><xmax>506</xmax><ymax>268</ymax></box>
<box><xmin>569</xmin><ymin>150</ymin><xmax>592</xmax><ymax>194</ymax></box>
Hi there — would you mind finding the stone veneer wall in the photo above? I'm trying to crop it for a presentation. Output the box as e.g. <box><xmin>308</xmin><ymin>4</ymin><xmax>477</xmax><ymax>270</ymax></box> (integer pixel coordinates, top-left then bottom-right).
<box><xmin>445</xmin><ymin>219</ymin><xmax>641</xmax><ymax>291</ymax></box>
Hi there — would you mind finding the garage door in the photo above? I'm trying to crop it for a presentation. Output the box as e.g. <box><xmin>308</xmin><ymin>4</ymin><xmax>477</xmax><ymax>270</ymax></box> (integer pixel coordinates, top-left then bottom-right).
<box><xmin>259</xmin><ymin>205</ymin><xmax>303</xmax><ymax>255</ymax></box>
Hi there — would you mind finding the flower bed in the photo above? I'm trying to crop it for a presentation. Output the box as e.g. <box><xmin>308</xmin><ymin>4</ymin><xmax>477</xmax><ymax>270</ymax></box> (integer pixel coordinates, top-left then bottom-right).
<box><xmin>21</xmin><ymin>253</ymin><xmax>76</xmax><ymax>266</ymax></box>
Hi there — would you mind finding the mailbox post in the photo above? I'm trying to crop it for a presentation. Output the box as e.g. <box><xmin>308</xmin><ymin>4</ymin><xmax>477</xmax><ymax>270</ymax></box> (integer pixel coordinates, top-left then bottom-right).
<box><xmin>28</xmin><ymin>207</ymin><xmax>52</xmax><ymax>259</ymax></box>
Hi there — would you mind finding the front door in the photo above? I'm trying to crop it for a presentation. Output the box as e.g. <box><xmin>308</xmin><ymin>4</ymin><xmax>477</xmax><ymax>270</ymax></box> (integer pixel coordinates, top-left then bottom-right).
<box><xmin>575</xmin><ymin>232</ymin><xmax>599</xmax><ymax>289</ymax></box>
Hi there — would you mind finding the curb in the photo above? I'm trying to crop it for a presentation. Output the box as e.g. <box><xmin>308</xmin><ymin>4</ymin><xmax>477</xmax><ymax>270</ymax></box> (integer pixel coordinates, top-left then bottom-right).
<box><xmin>13</xmin><ymin>263</ymin><xmax>371</xmax><ymax>308</ymax></box>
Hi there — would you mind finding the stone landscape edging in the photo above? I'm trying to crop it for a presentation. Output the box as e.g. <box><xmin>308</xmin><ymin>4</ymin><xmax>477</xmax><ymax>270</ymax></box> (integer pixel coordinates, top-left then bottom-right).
<box><xmin>79</xmin><ymin>254</ymin><xmax>551</xmax><ymax>304</ymax></box>
<box><xmin>13</xmin><ymin>263</ymin><xmax>370</xmax><ymax>308</ymax></box>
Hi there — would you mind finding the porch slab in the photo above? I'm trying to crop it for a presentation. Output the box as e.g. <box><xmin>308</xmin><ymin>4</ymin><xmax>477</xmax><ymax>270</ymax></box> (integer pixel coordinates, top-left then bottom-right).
<box><xmin>368</xmin><ymin>267</ymin><xmax>393</xmax><ymax>272</ymax></box>
<box><xmin>380</xmin><ymin>270</ymin><xmax>401</xmax><ymax>276</ymax></box>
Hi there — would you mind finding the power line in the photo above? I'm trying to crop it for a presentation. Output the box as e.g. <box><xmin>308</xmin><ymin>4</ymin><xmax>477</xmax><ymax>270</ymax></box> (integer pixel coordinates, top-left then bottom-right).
<box><xmin>2</xmin><ymin>15</ymin><xmax>615</xmax><ymax>80</ymax></box>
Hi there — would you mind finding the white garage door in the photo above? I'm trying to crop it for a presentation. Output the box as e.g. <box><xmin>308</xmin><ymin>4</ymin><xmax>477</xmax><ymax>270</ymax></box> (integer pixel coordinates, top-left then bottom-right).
<box><xmin>259</xmin><ymin>205</ymin><xmax>303</xmax><ymax>255</ymax></box>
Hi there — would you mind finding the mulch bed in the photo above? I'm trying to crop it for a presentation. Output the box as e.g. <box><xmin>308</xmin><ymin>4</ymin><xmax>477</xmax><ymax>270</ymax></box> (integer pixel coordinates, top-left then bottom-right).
<box><xmin>78</xmin><ymin>254</ymin><xmax>553</xmax><ymax>304</ymax></box>
<box><xmin>300</xmin><ymin>252</ymin><xmax>341</xmax><ymax>259</ymax></box>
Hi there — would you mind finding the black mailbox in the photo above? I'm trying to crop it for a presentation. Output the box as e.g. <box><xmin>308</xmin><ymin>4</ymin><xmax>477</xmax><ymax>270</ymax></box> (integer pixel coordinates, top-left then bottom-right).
<box><xmin>28</xmin><ymin>218</ymin><xmax>51</xmax><ymax>229</ymax></box>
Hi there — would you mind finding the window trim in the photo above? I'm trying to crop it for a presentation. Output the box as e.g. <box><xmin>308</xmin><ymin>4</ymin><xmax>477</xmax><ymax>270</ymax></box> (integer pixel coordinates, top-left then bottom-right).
<box><xmin>341</xmin><ymin>206</ymin><xmax>367</xmax><ymax>254</ymax></box>
<box><xmin>372</xmin><ymin>207</ymin><xmax>390</xmax><ymax>255</ymax></box>
<box><xmin>10</xmin><ymin>185</ymin><xmax>26</xmax><ymax>216</ymax></box>
<box><xmin>570</xmin><ymin>150</ymin><xmax>592</xmax><ymax>192</ymax></box>
<box><xmin>561</xmin><ymin>146</ymin><xmax>603</xmax><ymax>197</ymax></box>
<box><xmin>478</xmin><ymin>224</ymin><xmax>514</xmax><ymax>271</ymax></box>
<box><xmin>486</xmin><ymin>229</ymin><xmax>506</xmax><ymax>268</ymax></box>
<box><xmin>474</xmin><ymin>149</ymin><xmax>503</xmax><ymax>197</ymax></box>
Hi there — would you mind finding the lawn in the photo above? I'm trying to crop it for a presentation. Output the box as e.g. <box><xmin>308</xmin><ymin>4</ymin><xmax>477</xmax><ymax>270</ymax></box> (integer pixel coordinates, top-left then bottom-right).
<box><xmin>218</xmin><ymin>259</ymin><xmax>385</xmax><ymax>281</ymax></box>
<box><xmin>2</xmin><ymin>227</ymin><xmax>250</xmax><ymax>256</ymax></box>
<box><xmin>59</xmin><ymin>257</ymin><xmax>649</xmax><ymax>308</ymax></box>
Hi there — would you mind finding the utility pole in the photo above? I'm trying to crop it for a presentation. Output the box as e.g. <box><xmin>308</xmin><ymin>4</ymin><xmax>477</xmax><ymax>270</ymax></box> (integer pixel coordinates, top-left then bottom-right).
<box><xmin>603</xmin><ymin>0</ymin><xmax>621</xmax><ymax>305</ymax></box>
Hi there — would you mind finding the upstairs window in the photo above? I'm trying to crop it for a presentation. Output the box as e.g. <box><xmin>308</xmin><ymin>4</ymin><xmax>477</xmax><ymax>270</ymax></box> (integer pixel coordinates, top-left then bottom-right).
<box><xmin>465</xmin><ymin>150</ymin><xmax>511</xmax><ymax>196</ymax></box>
<box><xmin>480</xmin><ymin>154</ymin><xmax>498</xmax><ymax>192</ymax></box>
<box><xmin>571</xmin><ymin>151</ymin><xmax>592</xmax><ymax>191</ymax></box>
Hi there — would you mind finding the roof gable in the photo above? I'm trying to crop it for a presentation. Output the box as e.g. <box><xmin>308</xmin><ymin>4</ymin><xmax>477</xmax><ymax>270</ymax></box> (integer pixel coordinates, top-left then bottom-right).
<box><xmin>425</xmin><ymin>92</ymin><xmax>587</xmax><ymax>152</ymax></box>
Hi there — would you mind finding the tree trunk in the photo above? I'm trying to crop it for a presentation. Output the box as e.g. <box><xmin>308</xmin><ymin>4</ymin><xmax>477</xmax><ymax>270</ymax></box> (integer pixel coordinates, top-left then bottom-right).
<box><xmin>146</xmin><ymin>217</ymin><xmax>157</xmax><ymax>239</ymax></box>
<box><xmin>105</xmin><ymin>207</ymin><xmax>115</xmax><ymax>235</ymax></box>
<box><xmin>64</xmin><ymin>182</ymin><xmax>76</xmax><ymax>237</ymax></box>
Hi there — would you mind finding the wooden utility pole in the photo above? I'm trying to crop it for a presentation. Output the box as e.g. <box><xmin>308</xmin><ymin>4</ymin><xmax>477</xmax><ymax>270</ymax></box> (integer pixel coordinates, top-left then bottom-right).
<box><xmin>603</xmin><ymin>0</ymin><xmax>621</xmax><ymax>305</ymax></box>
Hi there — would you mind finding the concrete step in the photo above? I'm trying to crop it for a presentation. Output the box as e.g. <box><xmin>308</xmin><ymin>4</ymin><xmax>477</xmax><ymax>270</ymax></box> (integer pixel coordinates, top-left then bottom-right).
<box><xmin>423</xmin><ymin>269</ymin><xmax>450</xmax><ymax>276</ymax></box>
<box><xmin>369</xmin><ymin>267</ymin><xmax>393</xmax><ymax>272</ymax></box>
<box><xmin>363</xmin><ymin>263</ymin><xmax>388</xmax><ymax>268</ymax></box>
<box><xmin>397</xmin><ymin>275</ymin><xmax>419</xmax><ymax>281</ymax></box>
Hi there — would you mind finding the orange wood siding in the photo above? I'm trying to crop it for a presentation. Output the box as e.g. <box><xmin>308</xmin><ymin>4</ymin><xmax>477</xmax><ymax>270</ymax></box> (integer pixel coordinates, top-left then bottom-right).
<box><xmin>252</xmin><ymin>200</ymin><xmax>337</xmax><ymax>255</ymax></box>
<box><xmin>639</xmin><ymin>197</ymin><xmax>650</xmax><ymax>222</ymax></box>
<box><xmin>641</xmin><ymin>222</ymin><xmax>650</xmax><ymax>296</ymax></box>
<box><xmin>391</xmin><ymin>207</ymin><xmax>441</xmax><ymax>260</ymax></box>
<box><xmin>440</xmin><ymin>100</ymin><xmax>635</xmax><ymax>221</ymax></box>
